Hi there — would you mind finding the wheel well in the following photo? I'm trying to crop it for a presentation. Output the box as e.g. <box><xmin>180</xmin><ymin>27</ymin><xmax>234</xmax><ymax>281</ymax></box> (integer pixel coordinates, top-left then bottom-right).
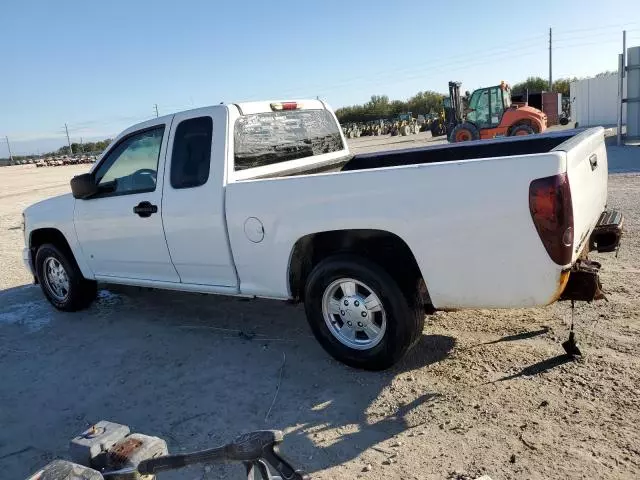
<box><xmin>288</xmin><ymin>229</ymin><xmax>433</xmax><ymax>310</ymax></box>
<box><xmin>29</xmin><ymin>228</ymin><xmax>75</xmax><ymax>269</ymax></box>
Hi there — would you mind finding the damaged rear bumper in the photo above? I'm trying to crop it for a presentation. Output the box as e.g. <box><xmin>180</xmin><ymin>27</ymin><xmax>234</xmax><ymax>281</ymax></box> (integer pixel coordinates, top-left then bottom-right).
<box><xmin>560</xmin><ymin>259</ymin><xmax>605</xmax><ymax>302</ymax></box>
<box><xmin>559</xmin><ymin>209</ymin><xmax>623</xmax><ymax>302</ymax></box>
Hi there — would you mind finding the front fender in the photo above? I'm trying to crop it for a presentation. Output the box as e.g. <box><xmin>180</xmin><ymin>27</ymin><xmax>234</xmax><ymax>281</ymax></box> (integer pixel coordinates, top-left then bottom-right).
<box><xmin>24</xmin><ymin>194</ymin><xmax>95</xmax><ymax>279</ymax></box>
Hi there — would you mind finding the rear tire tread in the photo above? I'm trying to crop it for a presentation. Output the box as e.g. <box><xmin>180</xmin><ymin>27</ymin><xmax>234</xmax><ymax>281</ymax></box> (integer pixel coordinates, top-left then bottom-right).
<box><xmin>304</xmin><ymin>254</ymin><xmax>424</xmax><ymax>370</ymax></box>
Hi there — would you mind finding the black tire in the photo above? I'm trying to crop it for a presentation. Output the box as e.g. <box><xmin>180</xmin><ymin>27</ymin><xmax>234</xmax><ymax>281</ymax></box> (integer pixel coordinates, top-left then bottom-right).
<box><xmin>430</xmin><ymin>121</ymin><xmax>445</xmax><ymax>137</ymax></box>
<box><xmin>559</xmin><ymin>117</ymin><xmax>569</xmax><ymax>126</ymax></box>
<box><xmin>509</xmin><ymin>124</ymin><xmax>535</xmax><ymax>136</ymax></box>
<box><xmin>35</xmin><ymin>243</ymin><xmax>97</xmax><ymax>312</ymax></box>
<box><xmin>304</xmin><ymin>255</ymin><xmax>424</xmax><ymax>371</ymax></box>
<box><xmin>449</xmin><ymin>122</ymin><xmax>480</xmax><ymax>143</ymax></box>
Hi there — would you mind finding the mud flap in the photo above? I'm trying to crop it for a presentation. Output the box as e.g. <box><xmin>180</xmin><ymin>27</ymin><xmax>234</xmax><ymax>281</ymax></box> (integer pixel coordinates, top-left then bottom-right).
<box><xmin>560</xmin><ymin>259</ymin><xmax>606</xmax><ymax>302</ymax></box>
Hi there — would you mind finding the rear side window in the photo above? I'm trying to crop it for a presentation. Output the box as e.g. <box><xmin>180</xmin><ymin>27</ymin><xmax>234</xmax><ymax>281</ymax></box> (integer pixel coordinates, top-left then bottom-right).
<box><xmin>170</xmin><ymin>116</ymin><xmax>213</xmax><ymax>189</ymax></box>
<box><xmin>234</xmin><ymin>109</ymin><xmax>344</xmax><ymax>171</ymax></box>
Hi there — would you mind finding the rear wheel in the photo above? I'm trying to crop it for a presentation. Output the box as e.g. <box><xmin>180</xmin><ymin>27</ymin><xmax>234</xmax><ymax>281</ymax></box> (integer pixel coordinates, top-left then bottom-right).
<box><xmin>430</xmin><ymin>121</ymin><xmax>445</xmax><ymax>137</ymax></box>
<box><xmin>510</xmin><ymin>124</ymin><xmax>535</xmax><ymax>136</ymax></box>
<box><xmin>304</xmin><ymin>255</ymin><xmax>424</xmax><ymax>370</ymax></box>
<box><xmin>450</xmin><ymin>123</ymin><xmax>480</xmax><ymax>142</ymax></box>
<box><xmin>35</xmin><ymin>243</ymin><xmax>97</xmax><ymax>311</ymax></box>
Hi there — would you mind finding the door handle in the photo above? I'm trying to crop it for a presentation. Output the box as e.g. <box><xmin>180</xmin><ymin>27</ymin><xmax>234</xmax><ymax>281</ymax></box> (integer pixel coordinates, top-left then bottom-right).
<box><xmin>133</xmin><ymin>201</ymin><xmax>158</xmax><ymax>218</ymax></box>
<box><xmin>589</xmin><ymin>153</ymin><xmax>598</xmax><ymax>171</ymax></box>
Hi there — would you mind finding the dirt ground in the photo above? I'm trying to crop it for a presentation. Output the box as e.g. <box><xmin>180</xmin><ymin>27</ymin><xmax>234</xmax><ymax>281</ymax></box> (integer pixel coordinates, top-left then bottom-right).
<box><xmin>1</xmin><ymin>138</ymin><xmax>639</xmax><ymax>480</ymax></box>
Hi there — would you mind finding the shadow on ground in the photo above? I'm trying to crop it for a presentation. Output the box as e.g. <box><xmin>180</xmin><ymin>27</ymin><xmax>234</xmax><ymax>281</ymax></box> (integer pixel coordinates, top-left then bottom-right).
<box><xmin>0</xmin><ymin>284</ymin><xmax>455</xmax><ymax>478</ymax></box>
<box><xmin>495</xmin><ymin>354</ymin><xmax>574</xmax><ymax>382</ymax></box>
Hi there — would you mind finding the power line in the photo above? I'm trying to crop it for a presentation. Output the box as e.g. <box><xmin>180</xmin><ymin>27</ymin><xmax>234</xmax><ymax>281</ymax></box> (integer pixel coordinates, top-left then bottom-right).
<box><xmin>554</xmin><ymin>38</ymin><xmax>640</xmax><ymax>50</ymax></box>
<box><xmin>272</xmin><ymin>34</ymin><xmax>550</xmax><ymax>99</ymax></box>
<box><xmin>277</xmin><ymin>44</ymin><xmax>546</xmax><ymax>100</ymax></box>
<box><xmin>553</xmin><ymin>28</ymin><xmax>640</xmax><ymax>45</ymax></box>
<box><xmin>554</xmin><ymin>21</ymin><xmax>640</xmax><ymax>37</ymax></box>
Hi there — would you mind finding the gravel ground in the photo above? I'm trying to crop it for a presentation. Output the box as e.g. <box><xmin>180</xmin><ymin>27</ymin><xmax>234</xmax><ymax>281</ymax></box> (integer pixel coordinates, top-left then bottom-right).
<box><xmin>0</xmin><ymin>140</ymin><xmax>639</xmax><ymax>480</ymax></box>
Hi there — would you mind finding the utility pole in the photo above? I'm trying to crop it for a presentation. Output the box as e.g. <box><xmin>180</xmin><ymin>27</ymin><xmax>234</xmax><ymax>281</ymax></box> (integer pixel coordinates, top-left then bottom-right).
<box><xmin>548</xmin><ymin>27</ymin><xmax>553</xmax><ymax>91</ymax></box>
<box><xmin>80</xmin><ymin>137</ymin><xmax>84</xmax><ymax>153</ymax></box>
<box><xmin>64</xmin><ymin>123</ymin><xmax>73</xmax><ymax>155</ymax></box>
<box><xmin>5</xmin><ymin>136</ymin><xmax>14</xmax><ymax>164</ymax></box>
<box><xmin>154</xmin><ymin>104</ymin><xmax>159</xmax><ymax>118</ymax></box>
<box><xmin>618</xmin><ymin>30</ymin><xmax>627</xmax><ymax>146</ymax></box>
<box><xmin>617</xmin><ymin>54</ymin><xmax>624</xmax><ymax>146</ymax></box>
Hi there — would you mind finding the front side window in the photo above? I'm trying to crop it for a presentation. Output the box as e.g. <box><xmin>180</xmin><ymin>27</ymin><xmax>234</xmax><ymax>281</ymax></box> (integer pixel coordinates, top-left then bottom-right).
<box><xmin>234</xmin><ymin>109</ymin><xmax>344</xmax><ymax>171</ymax></box>
<box><xmin>170</xmin><ymin>116</ymin><xmax>213</xmax><ymax>189</ymax></box>
<box><xmin>94</xmin><ymin>127</ymin><xmax>165</xmax><ymax>196</ymax></box>
<box><xmin>467</xmin><ymin>89</ymin><xmax>490</xmax><ymax>127</ymax></box>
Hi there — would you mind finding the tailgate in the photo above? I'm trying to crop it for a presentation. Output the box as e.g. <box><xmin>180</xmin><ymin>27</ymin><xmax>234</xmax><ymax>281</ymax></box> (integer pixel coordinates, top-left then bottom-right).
<box><xmin>553</xmin><ymin>128</ymin><xmax>608</xmax><ymax>262</ymax></box>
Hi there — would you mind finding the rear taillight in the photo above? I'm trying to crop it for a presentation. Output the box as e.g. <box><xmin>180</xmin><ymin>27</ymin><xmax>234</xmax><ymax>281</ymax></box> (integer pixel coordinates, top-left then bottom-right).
<box><xmin>529</xmin><ymin>173</ymin><xmax>574</xmax><ymax>265</ymax></box>
<box><xmin>270</xmin><ymin>102</ymin><xmax>300</xmax><ymax>111</ymax></box>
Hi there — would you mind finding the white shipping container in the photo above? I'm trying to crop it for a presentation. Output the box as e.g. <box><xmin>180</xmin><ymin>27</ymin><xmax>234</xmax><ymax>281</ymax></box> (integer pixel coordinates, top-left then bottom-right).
<box><xmin>570</xmin><ymin>74</ymin><xmax>627</xmax><ymax>127</ymax></box>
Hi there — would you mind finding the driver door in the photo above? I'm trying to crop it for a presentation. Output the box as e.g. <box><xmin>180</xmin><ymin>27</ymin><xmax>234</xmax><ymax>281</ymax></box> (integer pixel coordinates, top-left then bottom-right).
<box><xmin>74</xmin><ymin>121</ymin><xmax>181</xmax><ymax>282</ymax></box>
<box><xmin>467</xmin><ymin>89</ymin><xmax>491</xmax><ymax>128</ymax></box>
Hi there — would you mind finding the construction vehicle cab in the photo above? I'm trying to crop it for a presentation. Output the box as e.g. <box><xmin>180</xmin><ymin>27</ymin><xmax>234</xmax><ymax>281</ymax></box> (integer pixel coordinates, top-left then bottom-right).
<box><xmin>447</xmin><ymin>81</ymin><xmax>547</xmax><ymax>143</ymax></box>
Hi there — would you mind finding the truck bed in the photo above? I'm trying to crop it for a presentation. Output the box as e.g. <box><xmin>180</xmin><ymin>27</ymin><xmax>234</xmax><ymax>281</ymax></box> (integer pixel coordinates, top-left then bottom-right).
<box><xmin>341</xmin><ymin>130</ymin><xmax>577</xmax><ymax>171</ymax></box>
<box><xmin>227</xmin><ymin>127</ymin><xmax>607</xmax><ymax>308</ymax></box>
<box><xmin>264</xmin><ymin>130</ymin><xmax>581</xmax><ymax>179</ymax></box>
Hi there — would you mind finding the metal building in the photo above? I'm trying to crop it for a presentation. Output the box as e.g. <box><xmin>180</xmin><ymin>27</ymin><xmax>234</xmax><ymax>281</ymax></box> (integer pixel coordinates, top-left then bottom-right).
<box><xmin>627</xmin><ymin>46</ymin><xmax>640</xmax><ymax>141</ymax></box>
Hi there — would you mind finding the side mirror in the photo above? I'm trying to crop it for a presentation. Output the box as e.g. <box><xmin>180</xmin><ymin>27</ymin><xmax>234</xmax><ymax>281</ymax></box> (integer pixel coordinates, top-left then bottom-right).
<box><xmin>70</xmin><ymin>173</ymin><xmax>98</xmax><ymax>199</ymax></box>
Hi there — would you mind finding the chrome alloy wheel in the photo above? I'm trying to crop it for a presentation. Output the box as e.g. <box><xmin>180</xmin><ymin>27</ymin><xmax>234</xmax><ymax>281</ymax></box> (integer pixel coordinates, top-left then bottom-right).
<box><xmin>321</xmin><ymin>278</ymin><xmax>387</xmax><ymax>350</ymax></box>
<box><xmin>43</xmin><ymin>256</ymin><xmax>70</xmax><ymax>301</ymax></box>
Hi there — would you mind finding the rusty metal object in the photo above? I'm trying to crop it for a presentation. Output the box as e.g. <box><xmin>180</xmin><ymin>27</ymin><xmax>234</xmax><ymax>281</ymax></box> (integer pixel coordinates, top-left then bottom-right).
<box><xmin>69</xmin><ymin>421</ymin><xmax>130</xmax><ymax>469</ymax></box>
<box><xmin>106</xmin><ymin>433</ymin><xmax>168</xmax><ymax>480</ymax></box>
<box><xmin>548</xmin><ymin>270</ymin><xmax>571</xmax><ymax>304</ymax></box>
<box><xmin>560</xmin><ymin>259</ymin><xmax>605</xmax><ymax>302</ymax></box>
<box><xmin>109</xmin><ymin>438</ymin><xmax>143</xmax><ymax>466</ymax></box>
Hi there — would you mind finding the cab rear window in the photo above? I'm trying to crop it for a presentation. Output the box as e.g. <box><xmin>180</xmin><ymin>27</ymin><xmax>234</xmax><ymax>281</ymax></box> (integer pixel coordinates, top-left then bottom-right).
<box><xmin>234</xmin><ymin>109</ymin><xmax>344</xmax><ymax>171</ymax></box>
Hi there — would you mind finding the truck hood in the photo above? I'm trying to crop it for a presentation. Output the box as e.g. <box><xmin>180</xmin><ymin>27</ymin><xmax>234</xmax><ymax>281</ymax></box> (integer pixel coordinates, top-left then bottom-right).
<box><xmin>24</xmin><ymin>193</ymin><xmax>75</xmax><ymax>219</ymax></box>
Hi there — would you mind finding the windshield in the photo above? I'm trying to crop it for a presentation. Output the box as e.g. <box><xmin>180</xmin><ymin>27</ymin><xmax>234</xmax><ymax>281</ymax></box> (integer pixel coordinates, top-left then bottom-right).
<box><xmin>234</xmin><ymin>109</ymin><xmax>345</xmax><ymax>171</ymax></box>
<box><xmin>468</xmin><ymin>89</ymin><xmax>482</xmax><ymax>110</ymax></box>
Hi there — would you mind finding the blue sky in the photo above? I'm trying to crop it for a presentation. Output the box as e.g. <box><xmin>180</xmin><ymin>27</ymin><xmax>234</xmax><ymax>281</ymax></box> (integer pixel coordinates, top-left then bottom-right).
<box><xmin>1</xmin><ymin>0</ymin><xmax>639</xmax><ymax>155</ymax></box>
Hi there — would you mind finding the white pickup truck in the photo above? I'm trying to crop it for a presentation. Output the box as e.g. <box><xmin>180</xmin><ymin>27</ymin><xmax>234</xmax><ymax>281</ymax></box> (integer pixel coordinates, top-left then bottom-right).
<box><xmin>22</xmin><ymin>100</ymin><xmax>623</xmax><ymax>369</ymax></box>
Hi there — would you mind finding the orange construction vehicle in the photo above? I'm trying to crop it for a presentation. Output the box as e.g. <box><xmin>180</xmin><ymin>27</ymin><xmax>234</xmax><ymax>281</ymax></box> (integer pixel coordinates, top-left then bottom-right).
<box><xmin>445</xmin><ymin>81</ymin><xmax>547</xmax><ymax>142</ymax></box>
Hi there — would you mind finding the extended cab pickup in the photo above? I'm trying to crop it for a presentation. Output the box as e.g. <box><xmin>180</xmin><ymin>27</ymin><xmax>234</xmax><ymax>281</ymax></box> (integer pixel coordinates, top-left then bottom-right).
<box><xmin>23</xmin><ymin>100</ymin><xmax>623</xmax><ymax>369</ymax></box>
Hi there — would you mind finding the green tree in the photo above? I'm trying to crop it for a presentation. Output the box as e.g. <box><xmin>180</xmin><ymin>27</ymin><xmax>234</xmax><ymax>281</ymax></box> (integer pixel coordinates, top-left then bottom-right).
<box><xmin>511</xmin><ymin>76</ymin><xmax>549</xmax><ymax>95</ymax></box>
<box><xmin>407</xmin><ymin>91</ymin><xmax>444</xmax><ymax>115</ymax></box>
<box><xmin>366</xmin><ymin>95</ymin><xmax>391</xmax><ymax>117</ymax></box>
<box><xmin>552</xmin><ymin>78</ymin><xmax>577</xmax><ymax>97</ymax></box>
<box><xmin>335</xmin><ymin>91</ymin><xmax>445</xmax><ymax>123</ymax></box>
<box><xmin>389</xmin><ymin>100</ymin><xmax>405</xmax><ymax>116</ymax></box>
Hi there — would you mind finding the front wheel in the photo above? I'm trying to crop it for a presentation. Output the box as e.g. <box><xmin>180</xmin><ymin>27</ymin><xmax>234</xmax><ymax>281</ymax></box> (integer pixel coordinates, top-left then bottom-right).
<box><xmin>449</xmin><ymin>123</ymin><xmax>480</xmax><ymax>142</ymax></box>
<box><xmin>35</xmin><ymin>243</ymin><xmax>97</xmax><ymax>311</ymax></box>
<box><xmin>304</xmin><ymin>255</ymin><xmax>424</xmax><ymax>370</ymax></box>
